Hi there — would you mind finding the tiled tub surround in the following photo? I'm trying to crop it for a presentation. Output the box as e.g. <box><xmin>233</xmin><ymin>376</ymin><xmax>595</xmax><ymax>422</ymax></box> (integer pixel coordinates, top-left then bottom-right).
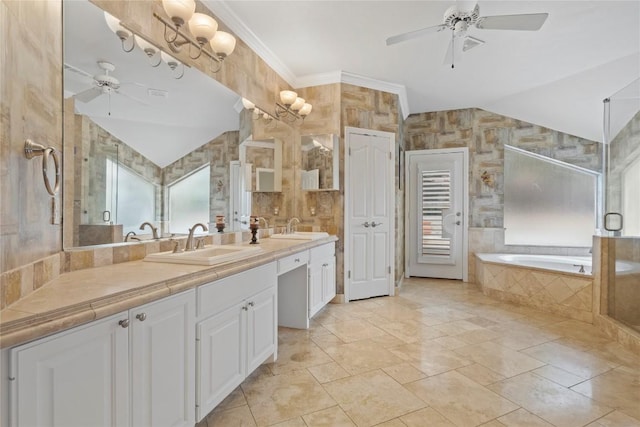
<box><xmin>476</xmin><ymin>254</ymin><xmax>594</xmax><ymax>323</ymax></box>
<box><xmin>0</xmin><ymin>235</ymin><xmax>337</xmax><ymax>349</ymax></box>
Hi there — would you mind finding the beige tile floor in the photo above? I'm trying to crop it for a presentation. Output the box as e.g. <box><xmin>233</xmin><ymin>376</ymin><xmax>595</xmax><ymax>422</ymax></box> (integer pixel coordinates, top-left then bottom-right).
<box><xmin>197</xmin><ymin>278</ymin><xmax>640</xmax><ymax>427</ymax></box>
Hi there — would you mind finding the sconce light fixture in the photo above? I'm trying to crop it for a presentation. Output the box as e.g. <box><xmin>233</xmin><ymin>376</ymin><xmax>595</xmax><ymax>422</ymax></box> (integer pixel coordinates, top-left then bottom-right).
<box><xmin>153</xmin><ymin>0</ymin><xmax>236</xmax><ymax>72</ymax></box>
<box><xmin>104</xmin><ymin>11</ymin><xmax>186</xmax><ymax>79</ymax></box>
<box><xmin>242</xmin><ymin>98</ymin><xmax>275</xmax><ymax>124</ymax></box>
<box><xmin>275</xmin><ymin>90</ymin><xmax>312</xmax><ymax>122</ymax></box>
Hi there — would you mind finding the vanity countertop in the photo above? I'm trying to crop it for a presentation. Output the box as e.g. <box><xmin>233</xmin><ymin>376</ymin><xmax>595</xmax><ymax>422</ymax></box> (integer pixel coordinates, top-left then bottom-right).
<box><xmin>0</xmin><ymin>236</ymin><xmax>338</xmax><ymax>349</ymax></box>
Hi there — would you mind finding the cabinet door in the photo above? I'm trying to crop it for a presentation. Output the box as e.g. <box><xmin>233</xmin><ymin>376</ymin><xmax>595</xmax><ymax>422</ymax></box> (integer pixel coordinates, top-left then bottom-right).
<box><xmin>323</xmin><ymin>257</ymin><xmax>337</xmax><ymax>304</ymax></box>
<box><xmin>308</xmin><ymin>263</ymin><xmax>324</xmax><ymax>318</ymax></box>
<box><xmin>196</xmin><ymin>303</ymin><xmax>246</xmax><ymax>421</ymax></box>
<box><xmin>247</xmin><ymin>286</ymin><xmax>277</xmax><ymax>372</ymax></box>
<box><xmin>131</xmin><ymin>290</ymin><xmax>195</xmax><ymax>427</ymax></box>
<box><xmin>10</xmin><ymin>313</ymin><xmax>129</xmax><ymax>427</ymax></box>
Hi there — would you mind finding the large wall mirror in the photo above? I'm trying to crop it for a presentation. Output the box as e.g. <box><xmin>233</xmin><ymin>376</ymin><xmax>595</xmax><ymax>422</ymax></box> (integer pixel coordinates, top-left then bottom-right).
<box><xmin>63</xmin><ymin>0</ymin><xmax>247</xmax><ymax>247</ymax></box>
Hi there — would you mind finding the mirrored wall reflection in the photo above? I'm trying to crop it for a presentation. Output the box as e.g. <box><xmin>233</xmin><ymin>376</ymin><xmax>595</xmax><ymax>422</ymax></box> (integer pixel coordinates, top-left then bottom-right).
<box><xmin>604</xmin><ymin>78</ymin><xmax>640</xmax><ymax>237</ymax></box>
<box><xmin>300</xmin><ymin>134</ymin><xmax>339</xmax><ymax>191</ymax></box>
<box><xmin>63</xmin><ymin>0</ymin><xmax>242</xmax><ymax>247</ymax></box>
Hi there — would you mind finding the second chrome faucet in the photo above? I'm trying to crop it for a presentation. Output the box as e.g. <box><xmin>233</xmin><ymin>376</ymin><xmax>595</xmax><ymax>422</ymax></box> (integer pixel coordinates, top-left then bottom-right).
<box><xmin>186</xmin><ymin>223</ymin><xmax>208</xmax><ymax>251</ymax></box>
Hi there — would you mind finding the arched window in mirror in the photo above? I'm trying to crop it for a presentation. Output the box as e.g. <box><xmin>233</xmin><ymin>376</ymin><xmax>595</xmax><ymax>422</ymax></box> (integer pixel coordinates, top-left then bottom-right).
<box><xmin>168</xmin><ymin>165</ymin><xmax>210</xmax><ymax>234</ymax></box>
<box><xmin>105</xmin><ymin>158</ymin><xmax>156</xmax><ymax>235</ymax></box>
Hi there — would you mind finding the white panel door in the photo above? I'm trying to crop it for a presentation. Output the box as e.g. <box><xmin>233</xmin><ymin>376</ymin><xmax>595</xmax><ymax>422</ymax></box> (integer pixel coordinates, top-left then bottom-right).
<box><xmin>10</xmin><ymin>313</ymin><xmax>129</xmax><ymax>427</ymax></box>
<box><xmin>131</xmin><ymin>290</ymin><xmax>195</xmax><ymax>427</ymax></box>
<box><xmin>406</xmin><ymin>149</ymin><xmax>468</xmax><ymax>280</ymax></box>
<box><xmin>346</xmin><ymin>129</ymin><xmax>394</xmax><ymax>300</ymax></box>
<box><xmin>247</xmin><ymin>286</ymin><xmax>277</xmax><ymax>372</ymax></box>
<box><xmin>196</xmin><ymin>302</ymin><xmax>246</xmax><ymax>421</ymax></box>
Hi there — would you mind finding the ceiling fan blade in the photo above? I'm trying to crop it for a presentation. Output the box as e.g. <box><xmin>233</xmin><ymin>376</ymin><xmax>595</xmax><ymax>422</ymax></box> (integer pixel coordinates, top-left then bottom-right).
<box><xmin>74</xmin><ymin>87</ymin><xmax>102</xmax><ymax>103</ymax></box>
<box><xmin>476</xmin><ymin>13</ymin><xmax>548</xmax><ymax>31</ymax></box>
<box><xmin>63</xmin><ymin>63</ymin><xmax>94</xmax><ymax>79</ymax></box>
<box><xmin>116</xmin><ymin>90</ymin><xmax>151</xmax><ymax>106</ymax></box>
<box><xmin>386</xmin><ymin>24</ymin><xmax>447</xmax><ymax>46</ymax></box>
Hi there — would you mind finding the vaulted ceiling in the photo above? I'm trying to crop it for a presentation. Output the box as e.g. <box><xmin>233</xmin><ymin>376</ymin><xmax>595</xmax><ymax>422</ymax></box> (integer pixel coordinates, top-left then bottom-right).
<box><xmin>207</xmin><ymin>0</ymin><xmax>640</xmax><ymax>142</ymax></box>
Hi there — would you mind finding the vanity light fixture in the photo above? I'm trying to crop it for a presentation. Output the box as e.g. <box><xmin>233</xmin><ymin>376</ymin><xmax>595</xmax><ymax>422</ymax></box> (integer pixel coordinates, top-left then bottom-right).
<box><xmin>104</xmin><ymin>11</ymin><xmax>134</xmax><ymax>52</ymax></box>
<box><xmin>241</xmin><ymin>98</ymin><xmax>275</xmax><ymax>124</ymax></box>
<box><xmin>153</xmin><ymin>0</ymin><xmax>237</xmax><ymax>72</ymax></box>
<box><xmin>104</xmin><ymin>11</ymin><xmax>186</xmax><ymax>78</ymax></box>
<box><xmin>135</xmin><ymin>35</ymin><xmax>162</xmax><ymax>67</ymax></box>
<box><xmin>161</xmin><ymin>51</ymin><xmax>185</xmax><ymax>79</ymax></box>
<box><xmin>275</xmin><ymin>90</ymin><xmax>312</xmax><ymax>122</ymax></box>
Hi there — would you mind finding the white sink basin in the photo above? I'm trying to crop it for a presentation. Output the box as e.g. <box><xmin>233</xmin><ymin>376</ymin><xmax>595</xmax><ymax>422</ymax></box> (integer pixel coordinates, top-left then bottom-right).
<box><xmin>269</xmin><ymin>232</ymin><xmax>329</xmax><ymax>241</ymax></box>
<box><xmin>144</xmin><ymin>245</ymin><xmax>262</xmax><ymax>266</ymax></box>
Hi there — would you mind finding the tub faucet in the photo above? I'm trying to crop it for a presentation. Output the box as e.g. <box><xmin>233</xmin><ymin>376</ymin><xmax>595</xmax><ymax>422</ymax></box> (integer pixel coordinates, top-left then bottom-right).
<box><xmin>286</xmin><ymin>217</ymin><xmax>300</xmax><ymax>234</ymax></box>
<box><xmin>139</xmin><ymin>222</ymin><xmax>159</xmax><ymax>239</ymax></box>
<box><xmin>186</xmin><ymin>223</ymin><xmax>208</xmax><ymax>251</ymax></box>
<box><xmin>125</xmin><ymin>231</ymin><xmax>140</xmax><ymax>242</ymax></box>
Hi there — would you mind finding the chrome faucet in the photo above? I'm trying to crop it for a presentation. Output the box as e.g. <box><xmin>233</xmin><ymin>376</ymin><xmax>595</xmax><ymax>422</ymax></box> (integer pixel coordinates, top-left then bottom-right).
<box><xmin>139</xmin><ymin>222</ymin><xmax>159</xmax><ymax>239</ymax></box>
<box><xmin>286</xmin><ymin>217</ymin><xmax>300</xmax><ymax>234</ymax></box>
<box><xmin>186</xmin><ymin>223</ymin><xmax>208</xmax><ymax>251</ymax></box>
<box><xmin>124</xmin><ymin>231</ymin><xmax>140</xmax><ymax>242</ymax></box>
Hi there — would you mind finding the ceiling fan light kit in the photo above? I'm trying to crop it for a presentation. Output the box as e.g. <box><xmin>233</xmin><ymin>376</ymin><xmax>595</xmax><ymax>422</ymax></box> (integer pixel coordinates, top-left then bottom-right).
<box><xmin>386</xmin><ymin>2</ymin><xmax>549</xmax><ymax>68</ymax></box>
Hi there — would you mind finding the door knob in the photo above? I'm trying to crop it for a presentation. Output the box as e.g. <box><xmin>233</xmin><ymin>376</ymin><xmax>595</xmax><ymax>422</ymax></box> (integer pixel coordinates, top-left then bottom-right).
<box><xmin>456</xmin><ymin>221</ymin><xmax>461</xmax><ymax>225</ymax></box>
<box><xmin>363</xmin><ymin>221</ymin><xmax>370</xmax><ymax>228</ymax></box>
<box><xmin>119</xmin><ymin>319</ymin><xmax>130</xmax><ymax>328</ymax></box>
<box><xmin>371</xmin><ymin>221</ymin><xmax>382</xmax><ymax>228</ymax></box>
<box><xmin>136</xmin><ymin>313</ymin><xmax>147</xmax><ymax>322</ymax></box>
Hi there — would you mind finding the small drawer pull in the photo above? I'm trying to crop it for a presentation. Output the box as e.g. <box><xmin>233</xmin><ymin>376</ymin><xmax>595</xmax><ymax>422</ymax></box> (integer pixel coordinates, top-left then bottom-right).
<box><xmin>136</xmin><ymin>313</ymin><xmax>147</xmax><ymax>322</ymax></box>
<box><xmin>119</xmin><ymin>319</ymin><xmax>130</xmax><ymax>328</ymax></box>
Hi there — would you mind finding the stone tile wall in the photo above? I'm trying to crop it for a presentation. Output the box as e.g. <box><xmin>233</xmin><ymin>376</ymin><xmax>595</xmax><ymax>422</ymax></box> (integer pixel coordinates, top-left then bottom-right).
<box><xmin>0</xmin><ymin>0</ymin><xmax>63</xmax><ymax>277</ymax></box>
<box><xmin>476</xmin><ymin>259</ymin><xmax>593</xmax><ymax>323</ymax></box>
<box><xmin>405</xmin><ymin>108</ymin><xmax>601</xmax><ymax>283</ymax></box>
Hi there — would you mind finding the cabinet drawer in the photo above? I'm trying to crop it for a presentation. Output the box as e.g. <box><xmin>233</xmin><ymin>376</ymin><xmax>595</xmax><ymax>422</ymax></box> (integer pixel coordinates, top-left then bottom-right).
<box><xmin>277</xmin><ymin>251</ymin><xmax>309</xmax><ymax>275</ymax></box>
<box><xmin>309</xmin><ymin>243</ymin><xmax>335</xmax><ymax>263</ymax></box>
<box><xmin>198</xmin><ymin>262</ymin><xmax>276</xmax><ymax>318</ymax></box>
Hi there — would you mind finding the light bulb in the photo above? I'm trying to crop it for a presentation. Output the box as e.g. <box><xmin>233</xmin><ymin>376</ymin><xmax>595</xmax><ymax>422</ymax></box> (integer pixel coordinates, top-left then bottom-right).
<box><xmin>279</xmin><ymin>90</ymin><xmax>297</xmax><ymax>106</ymax></box>
<box><xmin>291</xmin><ymin>97</ymin><xmax>305</xmax><ymax>111</ymax></box>
<box><xmin>188</xmin><ymin>13</ymin><xmax>218</xmax><ymax>45</ymax></box>
<box><xmin>162</xmin><ymin>0</ymin><xmax>196</xmax><ymax>27</ymax></box>
<box><xmin>242</xmin><ymin>98</ymin><xmax>255</xmax><ymax>110</ymax></box>
<box><xmin>299</xmin><ymin>103</ymin><xmax>313</xmax><ymax>116</ymax></box>
<box><xmin>210</xmin><ymin>31</ymin><xmax>236</xmax><ymax>58</ymax></box>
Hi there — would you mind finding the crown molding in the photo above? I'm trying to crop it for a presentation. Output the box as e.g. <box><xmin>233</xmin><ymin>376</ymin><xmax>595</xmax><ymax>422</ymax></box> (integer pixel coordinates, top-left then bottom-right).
<box><xmin>204</xmin><ymin>1</ymin><xmax>410</xmax><ymax>119</ymax></box>
<box><xmin>202</xmin><ymin>0</ymin><xmax>298</xmax><ymax>86</ymax></box>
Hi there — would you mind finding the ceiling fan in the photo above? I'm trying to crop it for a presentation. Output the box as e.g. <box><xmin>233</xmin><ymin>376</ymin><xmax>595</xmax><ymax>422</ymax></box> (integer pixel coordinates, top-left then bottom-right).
<box><xmin>64</xmin><ymin>61</ymin><xmax>149</xmax><ymax>110</ymax></box>
<box><xmin>386</xmin><ymin>2</ymin><xmax>549</xmax><ymax>68</ymax></box>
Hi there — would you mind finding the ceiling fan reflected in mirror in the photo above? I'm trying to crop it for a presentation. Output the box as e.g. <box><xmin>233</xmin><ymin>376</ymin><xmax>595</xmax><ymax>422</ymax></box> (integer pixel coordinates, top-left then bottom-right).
<box><xmin>64</xmin><ymin>60</ymin><xmax>150</xmax><ymax>114</ymax></box>
<box><xmin>386</xmin><ymin>2</ymin><xmax>549</xmax><ymax>68</ymax></box>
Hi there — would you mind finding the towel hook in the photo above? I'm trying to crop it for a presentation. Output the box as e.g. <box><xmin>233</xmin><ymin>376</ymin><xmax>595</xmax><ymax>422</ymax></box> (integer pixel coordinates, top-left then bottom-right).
<box><xmin>24</xmin><ymin>139</ymin><xmax>60</xmax><ymax>196</ymax></box>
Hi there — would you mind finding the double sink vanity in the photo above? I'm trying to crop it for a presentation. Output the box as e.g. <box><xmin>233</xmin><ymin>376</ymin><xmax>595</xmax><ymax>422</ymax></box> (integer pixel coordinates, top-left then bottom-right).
<box><xmin>1</xmin><ymin>233</ymin><xmax>336</xmax><ymax>427</ymax></box>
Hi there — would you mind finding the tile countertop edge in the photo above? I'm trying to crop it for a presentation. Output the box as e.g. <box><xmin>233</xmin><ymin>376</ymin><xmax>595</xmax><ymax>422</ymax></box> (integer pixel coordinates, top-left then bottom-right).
<box><xmin>0</xmin><ymin>236</ymin><xmax>338</xmax><ymax>349</ymax></box>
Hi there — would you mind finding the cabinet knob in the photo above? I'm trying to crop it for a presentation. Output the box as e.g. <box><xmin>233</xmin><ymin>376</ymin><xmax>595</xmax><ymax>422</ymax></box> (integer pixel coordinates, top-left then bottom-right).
<box><xmin>136</xmin><ymin>313</ymin><xmax>147</xmax><ymax>322</ymax></box>
<box><xmin>242</xmin><ymin>305</ymin><xmax>248</xmax><ymax>311</ymax></box>
<box><xmin>322</xmin><ymin>263</ymin><xmax>328</xmax><ymax>267</ymax></box>
<box><xmin>294</xmin><ymin>258</ymin><xmax>300</xmax><ymax>262</ymax></box>
<box><xmin>119</xmin><ymin>319</ymin><xmax>130</xmax><ymax>328</ymax></box>
<box><xmin>248</xmin><ymin>301</ymin><xmax>255</xmax><ymax>307</ymax></box>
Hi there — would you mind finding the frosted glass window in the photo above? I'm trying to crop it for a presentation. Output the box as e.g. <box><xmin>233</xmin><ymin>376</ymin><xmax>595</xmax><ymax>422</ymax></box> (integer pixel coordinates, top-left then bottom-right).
<box><xmin>105</xmin><ymin>158</ymin><xmax>156</xmax><ymax>234</ymax></box>
<box><xmin>622</xmin><ymin>157</ymin><xmax>640</xmax><ymax>236</ymax></box>
<box><xmin>168</xmin><ymin>165</ymin><xmax>210</xmax><ymax>234</ymax></box>
<box><xmin>504</xmin><ymin>146</ymin><xmax>598</xmax><ymax>247</ymax></box>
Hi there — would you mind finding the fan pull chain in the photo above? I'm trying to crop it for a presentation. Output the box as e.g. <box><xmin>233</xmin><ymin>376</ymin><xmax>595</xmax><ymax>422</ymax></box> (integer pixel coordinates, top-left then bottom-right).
<box><xmin>451</xmin><ymin>30</ymin><xmax>455</xmax><ymax>69</ymax></box>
